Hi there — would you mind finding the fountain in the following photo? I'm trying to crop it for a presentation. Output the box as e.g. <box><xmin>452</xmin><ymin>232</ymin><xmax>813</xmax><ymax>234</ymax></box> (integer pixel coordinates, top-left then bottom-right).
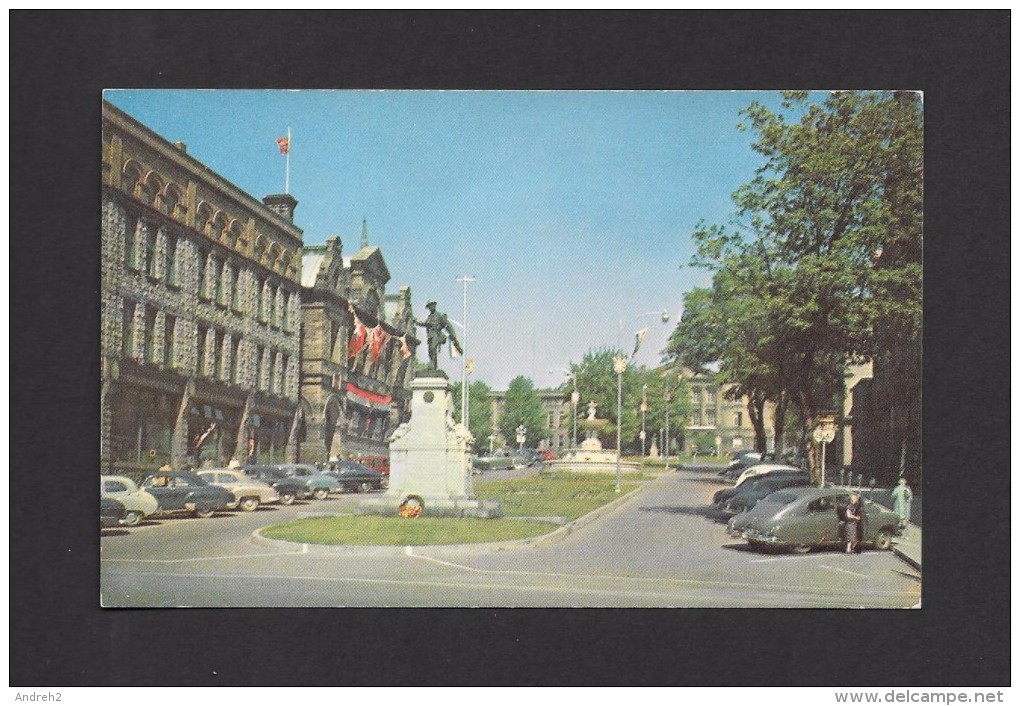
<box><xmin>545</xmin><ymin>401</ymin><xmax>641</xmax><ymax>474</ymax></box>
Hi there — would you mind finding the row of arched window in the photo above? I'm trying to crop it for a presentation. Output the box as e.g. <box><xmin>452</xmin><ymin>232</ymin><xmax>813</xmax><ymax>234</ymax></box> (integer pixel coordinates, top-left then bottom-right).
<box><xmin>121</xmin><ymin>159</ymin><xmax>296</xmax><ymax>278</ymax></box>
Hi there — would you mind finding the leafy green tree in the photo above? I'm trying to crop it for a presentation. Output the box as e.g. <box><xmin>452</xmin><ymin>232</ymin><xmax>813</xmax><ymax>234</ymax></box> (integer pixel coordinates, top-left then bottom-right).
<box><xmin>671</xmin><ymin>91</ymin><xmax>922</xmax><ymax>482</ymax></box>
<box><xmin>498</xmin><ymin>376</ymin><xmax>547</xmax><ymax>450</ymax></box>
<box><xmin>453</xmin><ymin>380</ymin><xmax>493</xmax><ymax>453</ymax></box>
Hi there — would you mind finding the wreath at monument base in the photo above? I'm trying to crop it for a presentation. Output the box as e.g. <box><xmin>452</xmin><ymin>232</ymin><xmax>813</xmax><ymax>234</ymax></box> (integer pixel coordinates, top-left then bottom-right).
<box><xmin>399</xmin><ymin>496</ymin><xmax>423</xmax><ymax>518</ymax></box>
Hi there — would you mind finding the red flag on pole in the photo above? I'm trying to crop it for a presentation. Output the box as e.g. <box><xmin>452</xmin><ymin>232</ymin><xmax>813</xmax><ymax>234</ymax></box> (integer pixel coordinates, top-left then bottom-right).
<box><xmin>347</xmin><ymin>307</ymin><xmax>368</xmax><ymax>359</ymax></box>
<box><xmin>276</xmin><ymin>136</ymin><xmax>290</xmax><ymax>155</ymax></box>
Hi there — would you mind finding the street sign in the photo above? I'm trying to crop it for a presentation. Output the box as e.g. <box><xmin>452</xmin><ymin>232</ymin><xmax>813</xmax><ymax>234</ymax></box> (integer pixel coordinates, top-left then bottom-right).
<box><xmin>812</xmin><ymin>427</ymin><xmax>835</xmax><ymax>443</ymax></box>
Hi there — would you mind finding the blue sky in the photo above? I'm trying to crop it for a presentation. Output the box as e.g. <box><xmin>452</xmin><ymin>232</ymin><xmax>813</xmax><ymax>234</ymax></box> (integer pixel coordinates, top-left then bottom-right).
<box><xmin>105</xmin><ymin>90</ymin><xmax>794</xmax><ymax>390</ymax></box>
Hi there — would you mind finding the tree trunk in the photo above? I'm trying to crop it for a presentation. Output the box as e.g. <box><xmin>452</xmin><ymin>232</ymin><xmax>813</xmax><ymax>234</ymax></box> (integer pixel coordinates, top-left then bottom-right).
<box><xmin>772</xmin><ymin>390</ymin><xmax>789</xmax><ymax>459</ymax></box>
<box><xmin>796</xmin><ymin>388</ymin><xmax>820</xmax><ymax>484</ymax></box>
<box><xmin>747</xmin><ymin>391</ymin><xmax>767</xmax><ymax>452</ymax></box>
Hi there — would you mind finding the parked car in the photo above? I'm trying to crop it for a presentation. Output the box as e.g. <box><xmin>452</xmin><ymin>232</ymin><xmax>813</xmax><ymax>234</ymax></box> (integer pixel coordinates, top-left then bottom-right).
<box><xmin>740</xmin><ymin>487</ymin><xmax>901</xmax><ymax>554</ymax></box>
<box><xmin>357</xmin><ymin>455</ymin><xmax>390</xmax><ymax>477</ymax></box>
<box><xmin>727</xmin><ymin>489</ymin><xmax>804</xmax><ymax>538</ymax></box>
<box><xmin>242</xmin><ymin>465</ymin><xmax>313</xmax><ymax>505</ymax></box>
<box><xmin>140</xmin><ymin>470</ymin><xmax>235</xmax><ymax>518</ymax></box>
<box><xmin>537</xmin><ymin>449</ymin><xmax>558</xmax><ymax>462</ymax></box>
<box><xmin>197</xmin><ymin>469</ymin><xmax>280</xmax><ymax>511</ymax></box>
<box><xmin>733</xmin><ymin>462</ymin><xmax>807</xmax><ymax>488</ymax></box>
<box><xmin>472</xmin><ymin>450</ymin><xmax>516</xmax><ymax>471</ymax></box>
<box><xmin>101</xmin><ymin>474</ymin><xmax>159</xmax><ymax>526</ymax></box>
<box><xmin>512</xmin><ymin>448</ymin><xmax>543</xmax><ymax>468</ymax></box>
<box><xmin>322</xmin><ymin>460</ymin><xmax>385</xmax><ymax>493</ymax></box>
<box><xmin>276</xmin><ymin>463</ymin><xmax>342</xmax><ymax>499</ymax></box>
<box><xmin>718</xmin><ymin>451</ymin><xmax>764</xmax><ymax>479</ymax></box>
<box><xmin>101</xmin><ymin>497</ymin><xmax>127</xmax><ymax>528</ymax></box>
<box><xmin>718</xmin><ymin>473</ymin><xmax>812</xmax><ymax>516</ymax></box>
<box><xmin>713</xmin><ymin>465</ymin><xmax>808</xmax><ymax>504</ymax></box>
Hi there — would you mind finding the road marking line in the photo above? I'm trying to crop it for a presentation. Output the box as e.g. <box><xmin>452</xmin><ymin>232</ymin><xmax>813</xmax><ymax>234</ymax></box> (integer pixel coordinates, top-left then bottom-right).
<box><xmin>102</xmin><ymin>550</ymin><xmax>307</xmax><ymax>564</ymax></box>
<box><xmin>400</xmin><ymin>552</ymin><xmax>911</xmax><ymax>596</ymax></box>
<box><xmin>819</xmin><ymin>564</ymin><xmax>871</xmax><ymax>579</ymax></box>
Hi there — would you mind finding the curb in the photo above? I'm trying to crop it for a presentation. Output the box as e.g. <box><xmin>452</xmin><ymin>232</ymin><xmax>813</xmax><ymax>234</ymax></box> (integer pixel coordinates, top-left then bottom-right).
<box><xmin>250</xmin><ymin>485</ymin><xmax>643</xmax><ymax>555</ymax></box>
<box><xmin>892</xmin><ymin>544</ymin><xmax>921</xmax><ymax>572</ymax></box>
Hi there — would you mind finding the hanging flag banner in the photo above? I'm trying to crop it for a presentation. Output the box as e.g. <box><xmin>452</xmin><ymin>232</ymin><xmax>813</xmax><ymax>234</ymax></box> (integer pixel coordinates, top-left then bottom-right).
<box><xmin>193</xmin><ymin>422</ymin><xmax>217</xmax><ymax>451</ymax></box>
<box><xmin>276</xmin><ymin>136</ymin><xmax>290</xmax><ymax>154</ymax></box>
<box><xmin>347</xmin><ymin>306</ymin><xmax>368</xmax><ymax>359</ymax></box>
<box><xmin>345</xmin><ymin>382</ymin><xmax>392</xmax><ymax>411</ymax></box>
<box><xmin>399</xmin><ymin>335</ymin><xmax>412</xmax><ymax>359</ymax></box>
<box><xmin>370</xmin><ymin>325</ymin><xmax>390</xmax><ymax>362</ymax></box>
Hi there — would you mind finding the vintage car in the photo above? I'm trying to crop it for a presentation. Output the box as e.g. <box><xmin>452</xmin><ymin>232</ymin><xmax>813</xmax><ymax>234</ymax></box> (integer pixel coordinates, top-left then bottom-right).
<box><xmin>276</xmin><ymin>463</ymin><xmax>342</xmax><ymax>499</ymax></box>
<box><xmin>197</xmin><ymin>469</ymin><xmax>280</xmax><ymax>511</ymax></box>
<box><xmin>101</xmin><ymin>474</ymin><xmax>159</xmax><ymax>526</ymax></box>
<box><xmin>740</xmin><ymin>487</ymin><xmax>901</xmax><ymax>554</ymax></box>
<box><xmin>322</xmin><ymin>460</ymin><xmax>385</xmax><ymax>493</ymax></box>
<box><xmin>734</xmin><ymin>462</ymin><xmax>806</xmax><ymax>487</ymax></box>
<box><xmin>512</xmin><ymin>448</ymin><xmax>543</xmax><ymax>468</ymax></box>
<box><xmin>242</xmin><ymin>465</ymin><xmax>313</xmax><ymax>504</ymax></box>
<box><xmin>101</xmin><ymin>497</ymin><xmax>127</xmax><ymax>528</ymax></box>
<box><xmin>140</xmin><ymin>470</ymin><xmax>236</xmax><ymax>518</ymax></box>
<box><xmin>717</xmin><ymin>473</ymin><xmax>812</xmax><ymax>516</ymax></box>
<box><xmin>472</xmin><ymin>449</ymin><xmax>516</xmax><ymax>471</ymax></box>
<box><xmin>713</xmin><ymin>466</ymin><xmax>809</xmax><ymax>505</ymax></box>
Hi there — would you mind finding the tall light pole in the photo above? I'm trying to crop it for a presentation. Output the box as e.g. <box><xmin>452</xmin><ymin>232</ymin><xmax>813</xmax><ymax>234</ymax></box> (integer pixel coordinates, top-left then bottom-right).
<box><xmin>640</xmin><ymin>384</ymin><xmax>648</xmax><ymax>457</ymax></box>
<box><xmin>663</xmin><ymin>371</ymin><xmax>683</xmax><ymax>472</ymax></box>
<box><xmin>456</xmin><ymin>275</ymin><xmax>475</xmax><ymax>430</ymax></box>
<box><xmin>613</xmin><ymin>354</ymin><xmax>628</xmax><ymax>493</ymax></box>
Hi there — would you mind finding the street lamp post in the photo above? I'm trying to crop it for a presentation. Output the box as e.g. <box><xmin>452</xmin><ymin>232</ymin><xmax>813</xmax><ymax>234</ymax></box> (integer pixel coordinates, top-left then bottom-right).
<box><xmin>456</xmin><ymin>275</ymin><xmax>475</xmax><ymax>429</ymax></box>
<box><xmin>640</xmin><ymin>384</ymin><xmax>648</xmax><ymax>457</ymax></box>
<box><xmin>663</xmin><ymin>390</ymin><xmax>671</xmax><ymax>472</ymax></box>
<box><xmin>613</xmin><ymin>354</ymin><xmax>628</xmax><ymax>493</ymax></box>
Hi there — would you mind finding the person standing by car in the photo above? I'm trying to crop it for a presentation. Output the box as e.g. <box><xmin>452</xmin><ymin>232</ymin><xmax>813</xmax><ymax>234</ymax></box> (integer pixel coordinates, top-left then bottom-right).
<box><xmin>891</xmin><ymin>478</ymin><xmax>913</xmax><ymax>536</ymax></box>
<box><xmin>844</xmin><ymin>491</ymin><xmax>864</xmax><ymax>554</ymax></box>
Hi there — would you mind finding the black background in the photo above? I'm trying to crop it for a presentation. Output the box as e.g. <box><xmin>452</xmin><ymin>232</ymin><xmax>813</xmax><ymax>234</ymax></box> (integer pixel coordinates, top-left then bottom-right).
<box><xmin>10</xmin><ymin>11</ymin><xmax>1010</xmax><ymax>686</ymax></box>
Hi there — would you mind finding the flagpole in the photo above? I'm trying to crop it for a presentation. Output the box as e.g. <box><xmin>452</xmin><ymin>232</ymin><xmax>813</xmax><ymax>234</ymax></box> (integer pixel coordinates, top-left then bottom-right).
<box><xmin>285</xmin><ymin>126</ymin><xmax>291</xmax><ymax>195</ymax></box>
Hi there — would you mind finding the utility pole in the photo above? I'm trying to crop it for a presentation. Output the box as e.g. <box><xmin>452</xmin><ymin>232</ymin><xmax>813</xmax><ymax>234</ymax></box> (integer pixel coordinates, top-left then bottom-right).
<box><xmin>456</xmin><ymin>275</ymin><xmax>475</xmax><ymax>430</ymax></box>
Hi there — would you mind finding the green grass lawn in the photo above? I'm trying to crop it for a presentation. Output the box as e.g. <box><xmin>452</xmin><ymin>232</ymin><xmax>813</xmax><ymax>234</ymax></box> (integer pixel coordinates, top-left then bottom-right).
<box><xmin>260</xmin><ymin>472</ymin><xmax>643</xmax><ymax>546</ymax></box>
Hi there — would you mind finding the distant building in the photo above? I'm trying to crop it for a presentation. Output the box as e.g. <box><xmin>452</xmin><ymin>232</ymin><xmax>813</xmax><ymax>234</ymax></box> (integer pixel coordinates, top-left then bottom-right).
<box><xmin>297</xmin><ymin>225</ymin><xmax>417</xmax><ymax>463</ymax></box>
<box><xmin>101</xmin><ymin>101</ymin><xmax>303</xmax><ymax>471</ymax></box>
<box><xmin>489</xmin><ymin>389</ymin><xmax>573</xmax><ymax>451</ymax></box>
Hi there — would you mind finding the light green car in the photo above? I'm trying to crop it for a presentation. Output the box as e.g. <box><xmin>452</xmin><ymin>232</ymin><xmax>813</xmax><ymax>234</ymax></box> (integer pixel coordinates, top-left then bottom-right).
<box><xmin>101</xmin><ymin>475</ymin><xmax>159</xmax><ymax>527</ymax></box>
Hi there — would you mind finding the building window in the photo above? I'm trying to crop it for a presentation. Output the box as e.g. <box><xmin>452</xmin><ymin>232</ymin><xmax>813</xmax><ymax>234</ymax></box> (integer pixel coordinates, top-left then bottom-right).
<box><xmin>269</xmin><ymin>284</ymin><xmax>278</xmax><ymax>327</ymax></box>
<box><xmin>268</xmin><ymin>350</ymin><xmax>277</xmax><ymax>394</ymax></box>
<box><xmin>229</xmin><ymin>337</ymin><xmax>240</xmax><ymax>384</ymax></box>
<box><xmin>165</xmin><ymin>232</ymin><xmax>179</xmax><ymax>286</ymax></box>
<box><xmin>256</xmin><ymin>277</ymin><xmax>266</xmax><ymax>321</ymax></box>
<box><xmin>212</xmin><ymin>257</ymin><xmax>224</xmax><ymax>304</ymax></box>
<box><xmin>124</xmin><ymin>213</ymin><xmax>138</xmax><ymax>269</ymax></box>
<box><xmin>255</xmin><ymin>345</ymin><xmax>265</xmax><ymax>390</ymax></box>
<box><xmin>197</xmin><ymin>326</ymin><xmax>209</xmax><ymax>377</ymax></box>
<box><xmin>143</xmin><ymin>225</ymin><xmax>157</xmax><ymax>277</ymax></box>
<box><xmin>213</xmin><ymin>330</ymin><xmax>225</xmax><ymax>380</ymax></box>
<box><xmin>734</xmin><ymin>412</ymin><xmax>742</xmax><ymax>427</ymax></box>
<box><xmin>122</xmin><ymin>299</ymin><xmax>136</xmax><ymax>358</ymax></box>
<box><xmin>281</xmin><ymin>290</ymin><xmax>289</xmax><ymax>330</ymax></box>
<box><xmin>548</xmin><ymin>411</ymin><xmax>555</xmax><ymax>429</ymax></box>
<box><xmin>227</xmin><ymin>263</ymin><xmax>239</xmax><ymax>310</ymax></box>
<box><xmin>196</xmin><ymin>249</ymin><xmax>209</xmax><ymax>300</ymax></box>
<box><xmin>163</xmin><ymin>314</ymin><xmax>176</xmax><ymax>368</ymax></box>
<box><xmin>281</xmin><ymin>354</ymin><xmax>290</xmax><ymax>397</ymax></box>
<box><xmin>143</xmin><ymin>306</ymin><xmax>157</xmax><ymax>363</ymax></box>
<box><xmin>706</xmin><ymin>409</ymin><xmax>716</xmax><ymax>426</ymax></box>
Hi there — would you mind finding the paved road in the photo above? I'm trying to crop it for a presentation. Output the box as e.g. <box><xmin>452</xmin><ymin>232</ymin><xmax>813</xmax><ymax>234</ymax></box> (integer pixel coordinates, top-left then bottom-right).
<box><xmin>100</xmin><ymin>468</ymin><xmax>920</xmax><ymax>608</ymax></box>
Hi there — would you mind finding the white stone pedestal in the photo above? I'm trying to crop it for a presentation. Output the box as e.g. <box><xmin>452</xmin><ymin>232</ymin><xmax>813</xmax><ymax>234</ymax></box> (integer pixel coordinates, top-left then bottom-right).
<box><xmin>354</xmin><ymin>376</ymin><xmax>503</xmax><ymax>518</ymax></box>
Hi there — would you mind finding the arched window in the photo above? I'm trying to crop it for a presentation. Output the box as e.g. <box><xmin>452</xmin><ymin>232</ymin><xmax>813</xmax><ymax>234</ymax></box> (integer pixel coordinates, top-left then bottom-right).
<box><xmin>122</xmin><ymin>160</ymin><xmax>143</xmax><ymax>197</ymax></box>
<box><xmin>195</xmin><ymin>202</ymin><xmax>215</xmax><ymax>238</ymax></box>
<box><xmin>253</xmin><ymin>234</ymin><xmax>268</xmax><ymax>266</ymax></box>
<box><xmin>163</xmin><ymin>184</ymin><xmax>183</xmax><ymax>220</ymax></box>
<box><xmin>141</xmin><ymin>171</ymin><xmax>163</xmax><ymax>208</ymax></box>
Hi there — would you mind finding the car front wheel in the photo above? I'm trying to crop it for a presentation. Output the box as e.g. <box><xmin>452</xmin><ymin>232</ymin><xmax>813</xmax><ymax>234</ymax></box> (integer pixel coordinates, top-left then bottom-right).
<box><xmin>122</xmin><ymin>510</ymin><xmax>143</xmax><ymax>527</ymax></box>
<box><xmin>313</xmin><ymin>488</ymin><xmax>330</xmax><ymax>500</ymax></box>
<box><xmin>358</xmin><ymin>481</ymin><xmax>373</xmax><ymax>493</ymax></box>
<box><xmin>873</xmin><ymin>529</ymin><xmax>893</xmax><ymax>551</ymax></box>
<box><xmin>239</xmin><ymin>497</ymin><xmax>260</xmax><ymax>512</ymax></box>
<box><xmin>193</xmin><ymin>507</ymin><xmax>216</xmax><ymax>518</ymax></box>
<box><xmin>279</xmin><ymin>492</ymin><xmax>296</xmax><ymax>506</ymax></box>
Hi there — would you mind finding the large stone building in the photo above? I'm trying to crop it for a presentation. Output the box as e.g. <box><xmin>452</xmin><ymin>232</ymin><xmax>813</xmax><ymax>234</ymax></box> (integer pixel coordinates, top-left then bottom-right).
<box><xmin>101</xmin><ymin>101</ymin><xmax>304</xmax><ymax>472</ymax></box>
<box><xmin>488</xmin><ymin>371</ymin><xmax>773</xmax><ymax>456</ymax></box>
<box><xmin>297</xmin><ymin>225</ymin><xmax>418</xmax><ymax>463</ymax></box>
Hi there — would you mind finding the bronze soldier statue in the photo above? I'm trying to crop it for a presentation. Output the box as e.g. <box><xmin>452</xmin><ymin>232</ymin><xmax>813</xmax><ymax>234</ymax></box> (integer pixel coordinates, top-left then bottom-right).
<box><xmin>415</xmin><ymin>300</ymin><xmax>463</xmax><ymax>371</ymax></box>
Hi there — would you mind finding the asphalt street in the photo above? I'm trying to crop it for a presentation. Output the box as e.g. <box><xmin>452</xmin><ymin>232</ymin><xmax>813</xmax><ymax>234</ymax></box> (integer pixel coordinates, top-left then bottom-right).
<box><xmin>100</xmin><ymin>467</ymin><xmax>921</xmax><ymax>608</ymax></box>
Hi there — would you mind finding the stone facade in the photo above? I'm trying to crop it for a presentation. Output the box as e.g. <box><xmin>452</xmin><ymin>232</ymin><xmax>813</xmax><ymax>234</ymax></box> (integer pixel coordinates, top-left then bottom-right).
<box><xmin>101</xmin><ymin>101</ymin><xmax>303</xmax><ymax>472</ymax></box>
<box><xmin>297</xmin><ymin>234</ymin><xmax>417</xmax><ymax>464</ymax></box>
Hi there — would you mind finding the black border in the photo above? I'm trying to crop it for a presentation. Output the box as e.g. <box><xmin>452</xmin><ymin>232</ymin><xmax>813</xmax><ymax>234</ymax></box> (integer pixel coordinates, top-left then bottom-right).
<box><xmin>10</xmin><ymin>11</ymin><xmax>1010</xmax><ymax>686</ymax></box>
